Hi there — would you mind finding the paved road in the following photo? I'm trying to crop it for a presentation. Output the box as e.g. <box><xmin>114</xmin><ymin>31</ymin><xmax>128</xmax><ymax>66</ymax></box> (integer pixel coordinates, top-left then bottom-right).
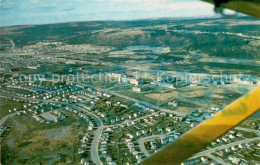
<box><xmin>206</xmin><ymin>153</ymin><xmax>231</xmax><ymax>165</ymax></box>
<box><xmin>91</xmin><ymin>125</ymin><xmax>104</xmax><ymax>165</ymax></box>
<box><xmin>138</xmin><ymin>134</ymin><xmax>166</xmax><ymax>157</ymax></box>
<box><xmin>0</xmin><ymin>112</ymin><xmax>20</xmax><ymax>126</ymax></box>
<box><xmin>73</xmin><ymin>105</ymin><xmax>103</xmax><ymax>165</ymax></box>
<box><xmin>235</xmin><ymin>127</ymin><xmax>260</xmax><ymax>136</ymax></box>
<box><xmin>192</xmin><ymin>136</ymin><xmax>260</xmax><ymax>158</ymax></box>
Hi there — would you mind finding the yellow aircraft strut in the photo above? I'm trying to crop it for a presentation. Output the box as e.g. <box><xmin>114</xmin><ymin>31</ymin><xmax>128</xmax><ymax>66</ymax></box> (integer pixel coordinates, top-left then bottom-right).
<box><xmin>140</xmin><ymin>86</ymin><xmax>260</xmax><ymax>165</ymax></box>
<box><xmin>140</xmin><ymin>1</ymin><xmax>260</xmax><ymax>164</ymax></box>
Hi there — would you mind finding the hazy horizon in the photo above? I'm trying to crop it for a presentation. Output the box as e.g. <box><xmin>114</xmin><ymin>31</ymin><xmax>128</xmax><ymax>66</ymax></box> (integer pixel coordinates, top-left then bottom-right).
<box><xmin>0</xmin><ymin>0</ymin><xmax>241</xmax><ymax>27</ymax></box>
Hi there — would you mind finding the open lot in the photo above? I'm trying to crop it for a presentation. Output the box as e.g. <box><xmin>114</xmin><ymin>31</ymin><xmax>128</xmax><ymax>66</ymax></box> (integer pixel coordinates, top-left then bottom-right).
<box><xmin>1</xmin><ymin>111</ymin><xmax>88</xmax><ymax>164</ymax></box>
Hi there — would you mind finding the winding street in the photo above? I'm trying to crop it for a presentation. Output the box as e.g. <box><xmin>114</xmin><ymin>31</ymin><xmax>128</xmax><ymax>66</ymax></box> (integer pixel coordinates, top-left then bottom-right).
<box><xmin>72</xmin><ymin>105</ymin><xmax>103</xmax><ymax>165</ymax></box>
<box><xmin>0</xmin><ymin>112</ymin><xmax>21</xmax><ymax>126</ymax></box>
<box><xmin>137</xmin><ymin>134</ymin><xmax>167</xmax><ymax>157</ymax></box>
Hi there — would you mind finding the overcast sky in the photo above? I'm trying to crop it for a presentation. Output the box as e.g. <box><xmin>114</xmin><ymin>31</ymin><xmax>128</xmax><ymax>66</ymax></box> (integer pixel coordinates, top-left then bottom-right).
<box><xmin>0</xmin><ymin>0</ymin><xmax>226</xmax><ymax>27</ymax></box>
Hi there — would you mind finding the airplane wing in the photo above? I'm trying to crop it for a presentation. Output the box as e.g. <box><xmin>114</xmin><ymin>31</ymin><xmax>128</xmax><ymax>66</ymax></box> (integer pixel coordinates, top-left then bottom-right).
<box><xmin>203</xmin><ymin>0</ymin><xmax>260</xmax><ymax>19</ymax></box>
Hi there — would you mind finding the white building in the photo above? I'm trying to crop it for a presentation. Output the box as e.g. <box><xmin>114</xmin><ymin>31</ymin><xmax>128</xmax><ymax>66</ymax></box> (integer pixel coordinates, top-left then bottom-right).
<box><xmin>130</xmin><ymin>78</ymin><xmax>142</xmax><ymax>86</ymax></box>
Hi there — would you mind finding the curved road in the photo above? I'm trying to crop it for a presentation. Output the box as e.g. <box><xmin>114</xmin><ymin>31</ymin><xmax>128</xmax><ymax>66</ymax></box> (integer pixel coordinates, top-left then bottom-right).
<box><xmin>73</xmin><ymin>105</ymin><xmax>103</xmax><ymax>165</ymax></box>
<box><xmin>138</xmin><ymin>134</ymin><xmax>167</xmax><ymax>157</ymax></box>
<box><xmin>0</xmin><ymin>112</ymin><xmax>20</xmax><ymax>126</ymax></box>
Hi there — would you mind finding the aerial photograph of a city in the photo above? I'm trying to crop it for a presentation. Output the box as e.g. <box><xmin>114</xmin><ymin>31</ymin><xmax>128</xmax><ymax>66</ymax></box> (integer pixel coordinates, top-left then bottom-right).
<box><xmin>0</xmin><ymin>0</ymin><xmax>260</xmax><ymax>165</ymax></box>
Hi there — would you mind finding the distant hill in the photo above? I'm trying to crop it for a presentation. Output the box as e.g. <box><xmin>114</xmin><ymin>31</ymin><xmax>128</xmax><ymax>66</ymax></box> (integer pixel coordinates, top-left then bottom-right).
<box><xmin>1</xmin><ymin>16</ymin><xmax>260</xmax><ymax>59</ymax></box>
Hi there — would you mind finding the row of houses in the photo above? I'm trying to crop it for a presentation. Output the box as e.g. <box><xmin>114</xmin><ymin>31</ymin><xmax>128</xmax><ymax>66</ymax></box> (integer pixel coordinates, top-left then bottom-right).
<box><xmin>182</xmin><ymin>156</ymin><xmax>213</xmax><ymax>165</ymax></box>
<box><xmin>134</xmin><ymin>102</ymin><xmax>156</xmax><ymax>112</ymax></box>
<box><xmin>0</xmin><ymin>93</ymin><xmax>39</xmax><ymax>103</ymax></box>
<box><xmin>126</xmin><ymin>141</ymin><xmax>143</xmax><ymax>163</ymax></box>
<box><xmin>78</xmin><ymin>133</ymin><xmax>91</xmax><ymax>165</ymax></box>
<box><xmin>99</xmin><ymin>130</ymin><xmax>117</xmax><ymax>165</ymax></box>
<box><xmin>217</xmin><ymin>142</ymin><xmax>255</xmax><ymax>157</ymax></box>
<box><xmin>78</xmin><ymin>133</ymin><xmax>91</xmax><ymax>154</ymax></box>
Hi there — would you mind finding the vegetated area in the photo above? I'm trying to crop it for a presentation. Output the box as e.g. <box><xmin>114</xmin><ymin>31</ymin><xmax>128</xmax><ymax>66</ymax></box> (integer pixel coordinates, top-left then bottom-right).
<box><xmin>1</xmin><ymin>110</ymin><xmax>88</xmax><ymax>165</ymax></box>
<box><xmin>1</xmin><ymin>17</ymin><xmax>260</xmax><ymax>59</ymax></box>
<box><xmin>0</xmin><ymin>99</ymin><xmax>24</xmax><ymax>118</ymax></box>
<box><xmin>0</xmin><ymin>15</ymin><xmax>260</xmax><ymax>165</ymax></box>
<box><xmin>1</xmin><ymin>16</ymin><xmax>260</xmax><ymax>79</ymax></box>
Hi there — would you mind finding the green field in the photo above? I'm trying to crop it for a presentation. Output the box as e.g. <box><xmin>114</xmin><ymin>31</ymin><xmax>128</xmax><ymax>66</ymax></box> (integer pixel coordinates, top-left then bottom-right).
<box><xmin>0</xmin><ymin>99</ymin><xmax>24</xmax><ymax>118</ymax></box>
<box><xmin>1</xmin><ymin>110</ymin><xmax>89</xmax><ymax>164</ymax></box>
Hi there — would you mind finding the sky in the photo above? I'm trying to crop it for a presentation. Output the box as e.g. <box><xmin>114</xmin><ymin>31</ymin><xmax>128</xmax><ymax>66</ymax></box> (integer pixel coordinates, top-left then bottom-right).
<box><xmin>0</xmin><ymin>0</ymin><xmax>235</xmax><ymax>27</ymax></box>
